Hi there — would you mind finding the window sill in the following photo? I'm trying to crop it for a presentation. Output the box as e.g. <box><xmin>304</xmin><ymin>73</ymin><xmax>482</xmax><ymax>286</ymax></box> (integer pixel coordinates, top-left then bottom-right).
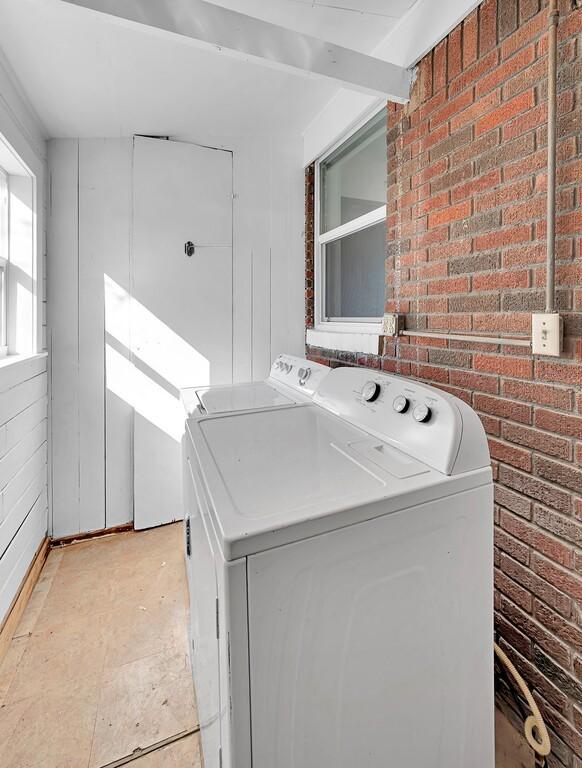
<box><xmin>0</xmin><ymin>351</ymin><xmax>48</xmax><ymax>370</ymax></box>
<box><xmin>306</xmin><ymin>327</ymin><xmax>382</xmax><ymax>355</ymax></box>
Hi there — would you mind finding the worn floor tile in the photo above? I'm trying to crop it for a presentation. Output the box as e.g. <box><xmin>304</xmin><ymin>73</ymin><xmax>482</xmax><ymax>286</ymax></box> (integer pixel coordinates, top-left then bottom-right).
<box><xmin>104</xmin><ymin>598</ymin><xmax>189</xmax><ymax>671</ymax></box>
<box><xmin>0</xmin><ymin>636</ymin><xmax>29</xmax><ymax>707</ymax></box>
<box><xmin>33</xmin><ymin>559</ymin><xmax>121</xmax><ymax>631</ymax></box>
<box><xmin>0</xmin><ymin>677</ymin><xmax>100</xmax><ymax>768</ymax></box>
<box><xmin>12</xmin><ymin>549</ymin><xmax>63</xmax><ymax>639</ymax></box>
<box><xmin>89</xmin><ymin>648</ymin><xmax>197</xmax><ymax>768</ymax></box>
<box><xmin>4</xmin><ymin>610</ymin><xmax>111</xmax><ymax>705</ymax></box>
<box><xmin>57</xmin><ymin>535</ymin><xmax>126</xmax><ymax>573</ymax></box>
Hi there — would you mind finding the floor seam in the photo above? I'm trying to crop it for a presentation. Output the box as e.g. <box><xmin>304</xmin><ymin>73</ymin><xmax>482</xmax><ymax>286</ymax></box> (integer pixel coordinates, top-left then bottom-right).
<box><xmin>96</xmin><ymin>726</ymin><xmax>200</xmax><ymax>768</ymax></box>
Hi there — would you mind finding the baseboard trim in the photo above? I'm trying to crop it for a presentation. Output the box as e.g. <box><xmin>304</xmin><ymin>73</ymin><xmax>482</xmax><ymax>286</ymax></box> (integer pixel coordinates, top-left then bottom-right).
<box><xmin>51</xmin><ymin>522</ymin><xmax>134</xmax><ymax>548</ymax></box>
<box><xmin>0</xmin><ymin>536</ymin><xmax>50</xmax><ymax>664</ymax></box>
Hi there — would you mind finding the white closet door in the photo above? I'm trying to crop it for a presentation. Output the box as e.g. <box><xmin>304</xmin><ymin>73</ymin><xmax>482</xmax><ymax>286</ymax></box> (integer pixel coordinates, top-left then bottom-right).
<box><xmin>132</xmin><ymin>137</ymin><xmax>233</xmax><ymax>530</ymax></box>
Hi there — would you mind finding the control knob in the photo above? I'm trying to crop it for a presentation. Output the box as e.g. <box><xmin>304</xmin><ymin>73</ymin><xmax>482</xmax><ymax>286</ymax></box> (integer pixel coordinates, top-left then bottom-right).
<box><xmin>393</xmin><ymin>396</ymin><xmax>410</xmax><ymax>413</ymax></box>
<box><xmin>413</xmin><ymin>404</ymin><xmax>432</xmax><ymax>423</ymax></box>
<box><xmin>362</xmin><ymin>381</ymin><xmax>381</xmax><ymax>402</ymax></box>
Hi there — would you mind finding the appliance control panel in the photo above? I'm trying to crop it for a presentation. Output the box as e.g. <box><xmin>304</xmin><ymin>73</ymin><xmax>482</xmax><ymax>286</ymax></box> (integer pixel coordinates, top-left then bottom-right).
<box><xmin>269</xmin><ymin>354</ymin><xmax>330</xmax><ymax>397</ymax></box>
<box><xmin>314</xmin><ymin>367</ymin><xmax>489</xmax><ymax>475</ymax></box>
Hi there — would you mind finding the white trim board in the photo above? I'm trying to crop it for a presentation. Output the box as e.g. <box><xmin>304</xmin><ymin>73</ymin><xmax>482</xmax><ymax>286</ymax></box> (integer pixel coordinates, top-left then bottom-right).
<box><xmin>306</xmin><ymin>328</ymin><xmax>381</xmax><ymax>355</ymax></box>
<box><xmin>61</xmin><ymin>0</ymin><xmax>411</xmax><ymax>100</ymax></box>
<box><xmin>303</xmin><ymin>0</ymin><xmax>482</xmax><ymax>164</ymax></box>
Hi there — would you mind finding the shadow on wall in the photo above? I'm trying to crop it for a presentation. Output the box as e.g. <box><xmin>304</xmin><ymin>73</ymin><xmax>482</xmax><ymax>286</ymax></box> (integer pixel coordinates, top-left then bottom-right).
<box><xmin>104</xmin><ymin>274</ymin><xmax>209</xmax><ymax>442</ymax></box>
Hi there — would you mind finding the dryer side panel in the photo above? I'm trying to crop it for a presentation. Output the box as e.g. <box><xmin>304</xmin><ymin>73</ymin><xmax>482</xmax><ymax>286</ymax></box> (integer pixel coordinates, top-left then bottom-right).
<box><xmin>247</xmin><ymin>486</ymin><xmax>494</xmax><ymax>768</ymax></box>
<box><xmin>183</xmin><ymin>441</ymin><xmax>222</xmax><ymax>768</ymax></box>
<box><xmin>217</xmin><ymin>556</ymin><xmax>252</xmax><ymax>768</ymax></box>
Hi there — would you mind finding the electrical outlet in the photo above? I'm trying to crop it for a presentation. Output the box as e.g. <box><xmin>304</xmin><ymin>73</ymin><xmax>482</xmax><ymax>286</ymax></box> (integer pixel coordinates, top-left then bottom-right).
<box><xmin>531</xmin><ymin>313</ymin><xmax>563</xmax><ymax>356</ymax></box>
<box><xmin>382</xmin><ymin>313</ymin><xmax>405</xmax><ymax>336</ymax></box>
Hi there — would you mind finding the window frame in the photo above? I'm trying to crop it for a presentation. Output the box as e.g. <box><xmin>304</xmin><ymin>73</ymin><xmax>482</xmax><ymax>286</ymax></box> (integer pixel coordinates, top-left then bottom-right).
<box><xmin>313</xmin><ymin>105</ymin><xmax>387</xmax><ymax>336</ymax></box>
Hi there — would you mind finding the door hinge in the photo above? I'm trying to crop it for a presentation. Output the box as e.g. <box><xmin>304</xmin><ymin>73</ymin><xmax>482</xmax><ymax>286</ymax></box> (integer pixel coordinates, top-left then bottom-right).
<box><xmin>216</xmin><ymin>597</ymin><xmax>220</xmax><ymax>639</ymax></box>
<box><xmin>185</xmin><ymin>518</ymin><xmax>191</xmax><ymax>557</ymax></box>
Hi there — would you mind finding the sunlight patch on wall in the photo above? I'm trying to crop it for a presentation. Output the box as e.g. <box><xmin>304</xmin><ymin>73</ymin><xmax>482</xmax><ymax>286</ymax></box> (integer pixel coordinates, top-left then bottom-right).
<box><xmin>104</xmin><ymin>274</ymin><xmax>210</xmax><ymax>442</ymax></box>
<box><xmin>104</xmin><ymin>274</ymin><xmax>210</xmax><ymax>389</ymax></box>
<box><xmin>106</xmin><ymin>344</ymin><xmax>185</xmax><ymax>442</ymax></box>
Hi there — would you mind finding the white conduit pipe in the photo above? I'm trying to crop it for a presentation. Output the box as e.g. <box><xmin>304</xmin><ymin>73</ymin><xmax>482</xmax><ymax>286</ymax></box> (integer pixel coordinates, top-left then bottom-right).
<box><xmin>494</xmin><ymin>643</ymin><xmax>551</xmax><ymax>757</ymax></box>
<box><xmin>545</xmin><ymin>0</ymin><xmax>559</xmax><ymax>313</ymax></box>
<box><xmin>493</xmin><ymin>4</ymin><xmax>560</xmax><ymax>761</ymax></box>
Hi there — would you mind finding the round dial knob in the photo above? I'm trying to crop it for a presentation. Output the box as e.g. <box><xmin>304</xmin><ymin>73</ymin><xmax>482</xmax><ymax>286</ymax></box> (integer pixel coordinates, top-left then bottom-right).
<box><xmin>393</xmin><ymin>395</ymin><xmax>410</xmax><ymax>413</ymax></box>
<box><xmin>362</xmin><ymin>381</ymin><xmax>381</xmax><ymax>402</ymax></box>
<box><xmin>298</xmin><ymin>367</ymin><xmax>311</xmax><ymax>382</ymax></box>
<box><xmin>413</xmin><ymin>404</ymin><xmax>432</xmax><ymax>423</ymax></box>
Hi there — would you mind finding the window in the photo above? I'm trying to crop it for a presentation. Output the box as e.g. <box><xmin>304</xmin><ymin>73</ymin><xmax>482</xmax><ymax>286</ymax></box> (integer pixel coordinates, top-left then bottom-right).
<box><xmin>0</xmin><ymin>168</ymin><xmax>7</xmax><ymax>353</ymax></box>
<box><xmin>315</xmin><ymin>107</ymin><xmax>387</xmax><ymax>332</ymax></box>
<box><xmin>0</xmin><ymin>131</ymin><xmax>38</xmax><ymax>359</ymax></box>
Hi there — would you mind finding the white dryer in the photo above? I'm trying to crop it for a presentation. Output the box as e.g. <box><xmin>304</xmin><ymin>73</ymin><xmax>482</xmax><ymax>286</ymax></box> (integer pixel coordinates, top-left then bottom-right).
<box><xmin>182</xmin><ymin>366</ymin><xmax>494</xmax><ymax>768</ymax></box>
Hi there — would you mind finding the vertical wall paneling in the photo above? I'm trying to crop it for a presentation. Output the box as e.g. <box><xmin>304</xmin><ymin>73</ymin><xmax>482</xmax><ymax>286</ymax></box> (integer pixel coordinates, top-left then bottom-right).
<box><xmin>78</xmin><ymin>139</ymin><xmax>133</xmax><ymax>531</ymax></box>
<box><xmin>78</xmin><ymin>140</ymin><xmax>106</xmax><ymax>533</ymax></box>
<box><xmin>230</xmin><ymin>143</ymin><xmax>251</xmax><ymax>384</ymax></box>
<box><xmin>48</xmin><ymin>139</ymin><xmax>133</xmax><ymax>537</ymax></box>
<box><xmin>48</xmin><ymin>135</ymin><xmax>305</xmax><ymax>537</ymax></box>
<box><xmin>99</xmin><ymin>140</ymin><xmax>133</xmax><ymax>529</ymax></box>
<box><xmin>47</xmin><ymin>139</ymin><xmax>80</xmax><ymax>538</ymax></box>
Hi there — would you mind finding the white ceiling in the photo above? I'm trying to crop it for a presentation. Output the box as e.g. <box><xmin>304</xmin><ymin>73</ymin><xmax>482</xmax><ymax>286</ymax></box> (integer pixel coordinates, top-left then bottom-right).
<box><xmin>0</xmin><ymin>0</ymin><xmax>416</xmax><ymax>140</ymax></box>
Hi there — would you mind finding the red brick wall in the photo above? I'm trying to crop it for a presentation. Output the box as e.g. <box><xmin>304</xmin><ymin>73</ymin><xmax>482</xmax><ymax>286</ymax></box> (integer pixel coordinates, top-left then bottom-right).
<box><xmin>305</xmin><ymin>1</ymin><xmax>581</xmax><ymax>764</ymax></box>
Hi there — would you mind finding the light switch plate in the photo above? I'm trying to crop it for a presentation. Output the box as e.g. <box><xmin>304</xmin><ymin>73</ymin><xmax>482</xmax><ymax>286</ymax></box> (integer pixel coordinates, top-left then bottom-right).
<box><xmin>382</xmin><ymin>313</ymin><xmax>405</xmax><ymax>336</ymax></box>
<box><xmin>531</xmin><ymin>313</ymin><xmax>563</xmax><ymax>356</ymax></box>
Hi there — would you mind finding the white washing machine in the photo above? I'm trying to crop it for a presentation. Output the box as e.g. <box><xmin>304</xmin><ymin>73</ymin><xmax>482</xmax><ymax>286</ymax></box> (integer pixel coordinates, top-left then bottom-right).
<box><xmin>182</xmin><ymin>366</ymin><xmax>494</xmax><ymax>768</ymax></box>
<box><xmin>181</xmin><ymin>354</ymin><xmax>331</xmax><ymax>612</ymax></box>
<box><xmin>181</xmin><ymin>354</ymin><xmax>331</xmax><ymax>418</ymax></box>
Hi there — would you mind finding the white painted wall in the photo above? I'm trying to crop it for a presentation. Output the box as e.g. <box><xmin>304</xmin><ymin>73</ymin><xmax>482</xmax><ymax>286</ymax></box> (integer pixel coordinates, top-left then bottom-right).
<box><xmin>48</xmin><ymin>134</ymin><xmax>305</xmax><ymax>538</ymax></box>
<box><xmin>0</xmin><ymin>49</ymin><xmax>48</xmax><ymax>626</ymax></box>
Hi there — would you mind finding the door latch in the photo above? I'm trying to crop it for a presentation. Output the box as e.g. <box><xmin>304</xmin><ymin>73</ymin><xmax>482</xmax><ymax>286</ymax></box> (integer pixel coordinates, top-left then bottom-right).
<box><xmin>185</xmin><ymin>241</ymin><xmax>195</xmax><ymax>257</ymax></box>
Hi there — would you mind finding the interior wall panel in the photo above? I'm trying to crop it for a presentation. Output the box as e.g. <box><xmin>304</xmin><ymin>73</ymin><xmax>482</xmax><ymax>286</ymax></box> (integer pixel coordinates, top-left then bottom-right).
<box><xmin>47</xmin><ymin>138</ymin><xmax>80</xmax><ymax>538</ymax></box>
<box><xmin>48</xmin><ymin>135</ymin><xmax>305</xmax><ymax>537</ymax></box>
<box><xmin>79</xmin><ymin>139</ymin><xmax>133</xmax><ymax>530</ymax></box>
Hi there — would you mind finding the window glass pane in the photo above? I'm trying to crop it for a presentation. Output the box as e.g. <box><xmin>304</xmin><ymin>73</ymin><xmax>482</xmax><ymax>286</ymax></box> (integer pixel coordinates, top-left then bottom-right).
<box><xmin>324</xmin><ymin>221</ymin><xmax>385</xmax><ymax>319</ymax></box>
<box><xmin>320</xmin><ymin>108</ymin><xmax>386</xmax><ymax>233</ymax></box>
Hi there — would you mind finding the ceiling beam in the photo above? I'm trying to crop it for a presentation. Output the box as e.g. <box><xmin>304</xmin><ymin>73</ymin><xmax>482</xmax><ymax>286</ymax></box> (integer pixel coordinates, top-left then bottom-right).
<box><xmin>60</xmin><ymin>0</ymin><xmax>411</xmax><ymax>101</ymax></box>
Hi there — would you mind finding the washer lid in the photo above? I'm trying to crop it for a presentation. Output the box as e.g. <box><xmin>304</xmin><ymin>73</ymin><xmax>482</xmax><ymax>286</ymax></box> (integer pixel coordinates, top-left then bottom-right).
<box><xmin>195</xmin><ymin>382</ymin><xmax>294</xmax><ymax>414</ymax></box>
<box><xmin>188</xmin><ymin>405</ymin><xmax>490</xmax><ymax>560</ymax></box>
